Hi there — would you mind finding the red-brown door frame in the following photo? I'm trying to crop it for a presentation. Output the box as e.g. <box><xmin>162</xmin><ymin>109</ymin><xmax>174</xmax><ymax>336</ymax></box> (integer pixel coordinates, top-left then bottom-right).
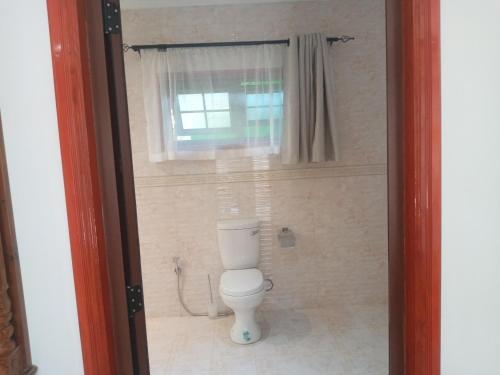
<box><xmin>403</xmin><ymin>0</ymin><xmax>441</xmax><ymax>373</ymax></box>
<box><xmin>46</xmin><ymin>0</ymin><xmax>441</xmax><ymax>374</ymax></box>
<box><xmin>387</xmin><ymin>1</ymin><xmax>441</xmax><ymax>374</ymax></box>
<box><xmin>46</xmin><ymin>0</ymin><xmax>144</xmax><ymax>374</ymax></box>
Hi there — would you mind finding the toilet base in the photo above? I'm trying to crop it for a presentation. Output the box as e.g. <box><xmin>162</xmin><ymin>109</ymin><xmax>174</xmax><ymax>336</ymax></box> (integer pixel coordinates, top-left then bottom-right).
<box><xmin>219</xmin><ymin>280</ymin><xmax>266</xmax><ymax>345</ymax></box>
<box><xmin>230</xmin><ymin>310</ymin><xmax>261</xmax><ymax>344</ymax></box>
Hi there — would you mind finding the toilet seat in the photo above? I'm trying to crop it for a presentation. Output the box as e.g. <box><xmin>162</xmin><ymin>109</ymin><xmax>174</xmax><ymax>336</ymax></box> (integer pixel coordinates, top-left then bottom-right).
<box><xmin>220</xmin><ymin>269</ymin><xmax>264</xmax><ymax>297</ymax></box>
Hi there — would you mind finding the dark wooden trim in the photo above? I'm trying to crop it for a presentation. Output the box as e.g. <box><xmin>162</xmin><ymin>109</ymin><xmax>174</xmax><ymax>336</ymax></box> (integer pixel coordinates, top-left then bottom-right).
<box><xmin>103</xmin><ymin>1</ymin><xmax>150</xmax><ymax>372</ymax></box>
<box><xmin>0</xmin><ymin>116</ymin><xmax>37</xmax><ymax>374</ymax></box>
<box><xmin>46</xmin><ymin>0</ymin><xmax>136</xmax><ymax>374</ymax></box>
<box><xmin>84</xmin><ymin>0</ymin><xmax>136</xmax><ymax>373</ymax></box>
<box><xmin>402</xmin><ymin>0</ymin><xmax>442</xmax><ymax>374</ymax></box>
<box><xmin>386</xmin><ymin>0</ymin><xmax>405</xmax><ymax>373</ymax></box>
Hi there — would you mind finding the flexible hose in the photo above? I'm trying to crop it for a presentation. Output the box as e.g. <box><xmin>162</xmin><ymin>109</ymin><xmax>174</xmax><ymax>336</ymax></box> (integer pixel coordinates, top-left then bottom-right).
<box><xmin>174</xmin><ymin>260</ymin><xmax>233</xmax><ymax>317</ymax></box>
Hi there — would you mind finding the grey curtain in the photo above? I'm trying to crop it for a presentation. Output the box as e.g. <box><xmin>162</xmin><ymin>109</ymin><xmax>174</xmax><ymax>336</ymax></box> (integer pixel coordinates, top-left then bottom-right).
<box><xmin>281</xmin><ymin>33</ymin><xmax>338</xmax><ymax>164</ymax></box>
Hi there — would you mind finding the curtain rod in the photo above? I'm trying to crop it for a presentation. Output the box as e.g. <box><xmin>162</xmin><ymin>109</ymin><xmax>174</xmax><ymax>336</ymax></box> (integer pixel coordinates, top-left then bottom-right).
<box><xmin>123</xmin><ymin>35</ymin><xmax>355</xmax><ymax>53</ymax></box>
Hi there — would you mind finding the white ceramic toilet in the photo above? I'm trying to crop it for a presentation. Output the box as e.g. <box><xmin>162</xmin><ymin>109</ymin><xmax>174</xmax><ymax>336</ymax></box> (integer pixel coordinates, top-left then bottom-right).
<box><xmin>217</xmin><ymin>218</ymin><xmax>271</xmax><ymax>344</ymax></box>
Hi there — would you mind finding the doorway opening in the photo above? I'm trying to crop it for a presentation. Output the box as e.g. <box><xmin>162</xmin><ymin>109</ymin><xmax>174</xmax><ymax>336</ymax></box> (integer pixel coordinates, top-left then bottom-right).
<box><xmin>122</xmin><ymin>2</ymin><xmax>388</xmax><ymax>373</ymax></box>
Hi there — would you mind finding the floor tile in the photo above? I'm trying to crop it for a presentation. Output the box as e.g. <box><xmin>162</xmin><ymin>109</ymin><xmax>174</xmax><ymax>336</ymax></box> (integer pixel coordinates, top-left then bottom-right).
<box><xmin>147</xmin><ymin>305</ymin><xmax>388</xmax><ymax>375</ymax></box>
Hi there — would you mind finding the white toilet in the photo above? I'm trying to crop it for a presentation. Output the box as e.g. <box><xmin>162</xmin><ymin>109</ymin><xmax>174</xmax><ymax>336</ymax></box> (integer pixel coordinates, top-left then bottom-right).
<box><xmin>217</xmin><ymin>218</ymin><xmax>271</xmax><ymax>344</ymax></box>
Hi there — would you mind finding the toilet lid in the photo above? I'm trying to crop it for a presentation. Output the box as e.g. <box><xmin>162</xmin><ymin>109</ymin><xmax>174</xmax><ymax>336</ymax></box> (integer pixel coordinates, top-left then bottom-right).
<box><xmin>220</xmin><ymin>269</ymin><xmax>264</xmax><ymax>297</ymax></box>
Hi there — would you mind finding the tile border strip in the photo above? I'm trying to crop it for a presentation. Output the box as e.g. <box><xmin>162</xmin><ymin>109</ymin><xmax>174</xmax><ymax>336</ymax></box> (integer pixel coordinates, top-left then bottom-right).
<box><xmin>135</xmin><ymin>163</ymin><xmax>387</xmax><ymax>188</ymax></box>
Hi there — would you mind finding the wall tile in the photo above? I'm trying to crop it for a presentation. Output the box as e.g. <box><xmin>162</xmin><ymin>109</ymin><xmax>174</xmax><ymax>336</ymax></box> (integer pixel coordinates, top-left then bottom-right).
<box><xmin>123</xmin><ymin>0</ymin><xmax>388</xmax><ymax>319</ymax></box>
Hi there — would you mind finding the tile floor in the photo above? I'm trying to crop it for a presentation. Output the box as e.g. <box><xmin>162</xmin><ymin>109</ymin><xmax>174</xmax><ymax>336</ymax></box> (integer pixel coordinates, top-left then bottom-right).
<box><xmin>146</xmin><ymin>304</ymin><xmax>388</xmax><ymax>375</ymax></box>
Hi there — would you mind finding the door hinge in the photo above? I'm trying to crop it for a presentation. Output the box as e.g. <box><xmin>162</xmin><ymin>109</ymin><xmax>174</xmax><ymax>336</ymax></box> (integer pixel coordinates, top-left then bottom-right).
<box><xmin>126</xmin><ymin>285</ymin><xmax>144</xmax><ymax>318</ymax></box>
<box><xmin>103</xmin><ymin>2</ymin><xmax>121</xmax><ymax>35</ymax></box>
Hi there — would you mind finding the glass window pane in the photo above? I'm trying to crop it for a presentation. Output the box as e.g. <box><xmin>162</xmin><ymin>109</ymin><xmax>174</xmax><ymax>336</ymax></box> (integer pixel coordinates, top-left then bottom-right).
<box><xmin>272</xmin><ymin>92</ymin><xmax>284</xmax><ymax>106</ymax></box>
<box><xmin>272</xmin><ymin>105</ymin><xmax>283</xmax><ymax>118</ymax></box>
<box><xmin>207</xmin><ymin>111</ymin><xmax>231</xmax><ymax>128</ymax></box>
<box><xmin>246</xmin><ymin>93</ymin><xmax>269</xmax><ymax>107</ymax></box>
<box><xmin>247</xmin><ymin>106</ymin><xmax>283</xmax><ymax>121</ymax></box>
<box><xmin>247</xmin><ymin>107</ymin><xmax>268</xmax><ymax>121</ymax></box>
<box><xmin>246</xmin><ymin>92</ymin><xmax>283</xmax><ymax>107</ymax></box>
<box><xmin>204</xmin><ymin>93</ymin><xmax>229</xmax><ymax>110</ymax></box>
<box><xmin>181</xmin><ymin>112</ymin><xmax>206</xmax><ymax>129</ymax></box>
<box><xmin>178</xmin><ymin>94</ymin><xmax>204</xmax><ymax>111</ymax></box>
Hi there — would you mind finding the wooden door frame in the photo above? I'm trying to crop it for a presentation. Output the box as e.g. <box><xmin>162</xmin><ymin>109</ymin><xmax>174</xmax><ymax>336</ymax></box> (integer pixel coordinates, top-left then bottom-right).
<box><xmin>0</xmin><ymin>116</ymin><xmax>37</xmax><ymax>374</ymax></box>
<box><xmin>45</xmin><ymin>0</ymin><xmax>441</xmax><ymax>374</ymax></box>
<box><xmin>386</xmin><ymin>0</ymin><xmax>441</xmax><ymax>374</ymax></box>
<box><xmin>46</xmin><ymin>0</ymin><xmax>147</xmax><ymax>374</ymax></box>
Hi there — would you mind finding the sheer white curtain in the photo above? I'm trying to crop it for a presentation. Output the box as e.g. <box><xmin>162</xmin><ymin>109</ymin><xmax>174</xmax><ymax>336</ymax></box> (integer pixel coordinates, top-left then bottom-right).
<box><xmin>141</xmin><ymin>45</ymin><xmax>286</xmax><ymax>161</ymax></box>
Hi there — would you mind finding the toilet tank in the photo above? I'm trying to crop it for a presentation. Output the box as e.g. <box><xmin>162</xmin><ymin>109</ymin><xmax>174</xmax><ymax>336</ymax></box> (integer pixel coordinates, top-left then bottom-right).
<box><xmin>217</xmin><ymin>218</ymin><xmax>261</xmax><ymax>270</ymax></box>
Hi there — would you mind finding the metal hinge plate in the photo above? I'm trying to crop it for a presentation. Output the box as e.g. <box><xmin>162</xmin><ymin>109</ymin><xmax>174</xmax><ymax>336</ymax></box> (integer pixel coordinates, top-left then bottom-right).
<box><xmin>103</xmin><ymin>2</ymin><xmax>121</xmax><ymax>35</ymax></box>
<box><xmin>126</xmin><ymin>285</ymin><xmax>144</xmax><ymax>318</ymax></box>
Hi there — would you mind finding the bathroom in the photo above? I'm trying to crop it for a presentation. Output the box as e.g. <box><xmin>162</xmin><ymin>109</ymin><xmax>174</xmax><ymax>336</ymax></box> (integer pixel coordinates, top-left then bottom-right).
<box><xmin>121</xmin><ymin>0</ymin><xmax>388</xmax><ymax>373</ymax></box>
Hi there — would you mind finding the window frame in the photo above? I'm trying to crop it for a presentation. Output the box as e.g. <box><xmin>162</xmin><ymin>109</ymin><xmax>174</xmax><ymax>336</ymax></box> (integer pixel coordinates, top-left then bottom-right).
<box><xmin>170</xmin><ymin>75</ymin><xmax>284</xmax><ymax>151</ymax></box>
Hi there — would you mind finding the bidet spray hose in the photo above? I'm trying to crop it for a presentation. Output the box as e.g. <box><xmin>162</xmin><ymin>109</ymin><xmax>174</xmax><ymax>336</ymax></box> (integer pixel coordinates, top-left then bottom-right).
<box><xmin>173</xmin><ymin>257</ymin><xmax>232</xmax><ymax>317</ymax></box>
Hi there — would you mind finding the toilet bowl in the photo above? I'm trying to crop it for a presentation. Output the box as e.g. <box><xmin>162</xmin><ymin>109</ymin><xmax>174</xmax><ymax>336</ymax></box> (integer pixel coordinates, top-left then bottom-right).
<box><xmin>217</xmin><ymin>218</ymin><xmax>272</xmax><ymax>344</ymax></box>
<box><xmin>219</xmin><ymin>268</ymin><xmax>266</xmax><ymax>344</ymax></box>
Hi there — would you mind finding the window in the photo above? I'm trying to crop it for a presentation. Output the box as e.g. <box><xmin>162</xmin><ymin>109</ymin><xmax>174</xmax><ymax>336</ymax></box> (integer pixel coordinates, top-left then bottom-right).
<box><xmin>172</xmin><ymin>78</ymin><xmax>283</xmax><ymax>153</ymax></box>
<box><xmin>142</xmin><ymin>44</ymin><xmax>286</xmax><ymax>160</ymax></box>
<box><xmin>178</xmin><ymin>93</ymin><xmax>231</xmax><ymax>130</ymax></box>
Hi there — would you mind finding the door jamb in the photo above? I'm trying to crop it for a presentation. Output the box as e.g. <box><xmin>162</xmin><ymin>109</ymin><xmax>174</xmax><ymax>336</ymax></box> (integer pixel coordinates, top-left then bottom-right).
<box><xmin>46</xmin><ymin>0</ymin><xmax>138</xmax><ymax>373</ymax></box>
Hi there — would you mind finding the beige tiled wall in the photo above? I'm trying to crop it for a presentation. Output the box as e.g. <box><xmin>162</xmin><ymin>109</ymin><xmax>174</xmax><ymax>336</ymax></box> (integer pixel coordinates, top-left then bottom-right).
<box><xmin>122</xmin><ymin>0</ymin><xmax>388</xmax><ymax>318</ymax></box>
